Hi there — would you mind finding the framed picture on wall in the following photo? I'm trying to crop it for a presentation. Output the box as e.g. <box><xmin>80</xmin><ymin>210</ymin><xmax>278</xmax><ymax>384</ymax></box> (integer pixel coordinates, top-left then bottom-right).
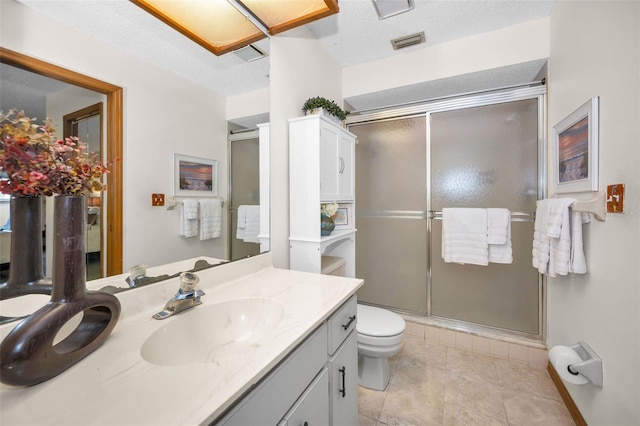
<box><xmin>173</xmin><ymin>154</ymin><xmax>218</xmax><ymax>197</ymax></box>
<box><xmin>553</xmin><ymin>97</ymin><xmax>599</xmax><ymax>193</ymax></box>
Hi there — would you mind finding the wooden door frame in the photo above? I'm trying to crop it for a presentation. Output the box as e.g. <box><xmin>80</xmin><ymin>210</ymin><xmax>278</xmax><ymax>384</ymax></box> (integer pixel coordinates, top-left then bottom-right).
<box><xmin>0</xmin><ymin>47</ymin><xmax>123</xmax><ymax>275</ymax></box>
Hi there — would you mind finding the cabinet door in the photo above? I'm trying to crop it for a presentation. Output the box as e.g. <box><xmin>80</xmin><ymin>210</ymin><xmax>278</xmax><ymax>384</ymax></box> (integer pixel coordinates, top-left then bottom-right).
<box><xmin>320</xmin><ymin>124</ymin><xmax>340</xmax><ymax>201</ymax></box>
<box><xmin>329</xmin><ymin>332</ymin><xmax>358</xmax><ymax>426</ymax></box>
<box><xmin>337</xmin><ymin>133</ymin><xmax>355</xmax><ymax>201</ymax></box>
<box><xmin>281</xmin><ymin>368</ymin><xmax>329</xmax><ymax>426</ymax></box>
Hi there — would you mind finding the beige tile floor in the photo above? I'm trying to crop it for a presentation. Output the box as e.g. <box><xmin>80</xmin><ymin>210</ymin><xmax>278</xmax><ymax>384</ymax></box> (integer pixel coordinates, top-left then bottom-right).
<box><xmin>358</xmin><ymin>336</ymin><xmax>575</xmax><ymax>426</ymax></box>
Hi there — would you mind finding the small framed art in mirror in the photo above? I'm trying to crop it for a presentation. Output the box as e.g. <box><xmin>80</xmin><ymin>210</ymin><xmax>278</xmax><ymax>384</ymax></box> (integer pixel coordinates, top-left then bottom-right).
<box><xmin>173</xmin><ymin>154</ymin><xmax>218</xmax><ymax>197</ymax></box>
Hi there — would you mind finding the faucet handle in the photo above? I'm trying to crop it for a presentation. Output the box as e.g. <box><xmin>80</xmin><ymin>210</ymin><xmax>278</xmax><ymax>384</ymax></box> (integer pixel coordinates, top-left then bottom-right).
<box><xmin>179</xmin><ymin>271</ymin><xmax>200</xmax><ymax>292</ymax></box>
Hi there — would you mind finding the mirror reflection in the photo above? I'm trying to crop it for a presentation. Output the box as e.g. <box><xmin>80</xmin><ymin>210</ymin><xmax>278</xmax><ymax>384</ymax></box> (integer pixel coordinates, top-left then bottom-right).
<box><xmin>0</xmin><ymin>55</ymin><xmax>270</xmax><ymax>322</ymax></box>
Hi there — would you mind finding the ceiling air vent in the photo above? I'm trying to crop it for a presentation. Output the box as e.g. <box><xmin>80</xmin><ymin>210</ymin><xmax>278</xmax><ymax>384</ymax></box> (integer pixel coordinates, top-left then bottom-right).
<box><xmin>391</xmin><ymin>31</ymin><xmax>425</xmax><ymax>51</ymax></box>
<box><xmin>233</xmin><ymin>44</ymin><xmax>268</xmax><ymax>62</ymax></box>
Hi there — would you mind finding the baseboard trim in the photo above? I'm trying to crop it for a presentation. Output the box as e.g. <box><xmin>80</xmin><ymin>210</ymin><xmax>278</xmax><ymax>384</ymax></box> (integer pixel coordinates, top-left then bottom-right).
<box><xmin>547</xmin><ymin>361</ymin><xmax>587</xmax><ymax>426</ymax></box>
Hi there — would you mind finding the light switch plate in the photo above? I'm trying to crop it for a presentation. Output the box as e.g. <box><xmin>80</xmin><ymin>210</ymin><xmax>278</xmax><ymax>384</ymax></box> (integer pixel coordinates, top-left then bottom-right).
<box><xmin>152</xmin><ymin>193</ymin><xmax>165</xmax><ymax>206</ymax></box>
<box><xmin>606</xmin><ymin>184</ymin><xmax>624</xmax><ymax>213</ymax></box>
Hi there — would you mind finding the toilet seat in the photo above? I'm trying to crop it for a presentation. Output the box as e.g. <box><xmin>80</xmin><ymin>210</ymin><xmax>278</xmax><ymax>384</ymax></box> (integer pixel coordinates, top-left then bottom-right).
<box><xmin>357</xmin><ymin>304</ymin><xmax>405</xmax><ymax>337</ymax></box>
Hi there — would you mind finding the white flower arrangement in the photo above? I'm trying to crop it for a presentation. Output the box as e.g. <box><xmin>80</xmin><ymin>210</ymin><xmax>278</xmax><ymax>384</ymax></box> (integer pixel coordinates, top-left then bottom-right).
<box><xmin>321</xmin><ymin>202</ymin><xmax>339</xmax><ymax>218</ymax></box>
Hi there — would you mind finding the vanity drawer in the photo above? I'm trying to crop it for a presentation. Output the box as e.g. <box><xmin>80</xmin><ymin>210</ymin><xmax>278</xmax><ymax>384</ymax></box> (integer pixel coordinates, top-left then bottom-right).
<box><xmin>327</xmin><ymin>296</ymin><xmax>357</xmax><ymax>355</ymax></box>
<box><xmin>217</xmin><ymin>324</ymin><xmax>328</xmax><ymax>426</ymax></box>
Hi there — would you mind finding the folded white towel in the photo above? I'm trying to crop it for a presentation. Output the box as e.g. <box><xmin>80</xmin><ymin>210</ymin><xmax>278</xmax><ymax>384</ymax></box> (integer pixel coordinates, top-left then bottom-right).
<box><xmin>442</xmin><ymin>208</ymin><xmax>489</xmax><ymax>266</ymax></box>
<box><xmin>236</xmin><ymin>205</ymin><xmax>247</xmax><ymax>240</ymax></box>
<box><xmin>199</xmin><ymin>199</ymin><xmax>221</xmax><ymax>241</ymax></box>
<box><xmin>242</xmin><ymin>205</ymin><xmax>261</xmax><ymax>244</ymax></box>
<box><xmin>180</xmin><ymin>199</ymin><xmax>199</xmax><ymax>238</ymax></box>
<box><xmin>487</xmin><ymin>208</ymin><xmax>512</xmax><ymax>264</ymax></box>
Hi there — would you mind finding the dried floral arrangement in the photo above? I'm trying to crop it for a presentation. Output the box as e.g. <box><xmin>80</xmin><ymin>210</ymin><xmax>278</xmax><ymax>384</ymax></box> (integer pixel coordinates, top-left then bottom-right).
<box><xmin>0</xmin><ymin>109</ymin><xmax>108</xmax><ymax>197</ymax></box>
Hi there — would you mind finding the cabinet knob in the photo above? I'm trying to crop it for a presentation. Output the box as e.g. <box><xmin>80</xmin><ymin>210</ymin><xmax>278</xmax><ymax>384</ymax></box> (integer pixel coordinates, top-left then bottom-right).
<box><xmin>303</xmin><ymin>422</ymin><xmax>309</xmax><ymax>426</ymax></box>
<box><xmin>339</xmin><ymin>366</ymin><xmax>346</xmax><ymax>398</ymax></box>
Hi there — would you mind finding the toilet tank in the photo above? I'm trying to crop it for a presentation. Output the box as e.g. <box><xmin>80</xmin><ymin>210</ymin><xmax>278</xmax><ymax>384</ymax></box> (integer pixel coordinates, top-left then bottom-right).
<box><xmin>321</xmin><ymin>256</ymin><xmax>346</xmax><ymax>277</ymax></box>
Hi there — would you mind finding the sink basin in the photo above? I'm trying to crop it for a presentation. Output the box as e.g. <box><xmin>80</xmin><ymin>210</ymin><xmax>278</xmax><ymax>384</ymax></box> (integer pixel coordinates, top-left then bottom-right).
<box><xmin>141</xmin><ymin>297</ymin><xmax>285</xmax><ymax>366</ymax></box>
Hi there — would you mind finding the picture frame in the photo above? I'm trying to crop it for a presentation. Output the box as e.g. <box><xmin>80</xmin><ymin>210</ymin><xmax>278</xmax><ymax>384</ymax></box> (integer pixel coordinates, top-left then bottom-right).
<box><xmin>553</xmin><ymin>97</ymin><xmax>599</xmax><ymax>193</ymax></box>
<box><xmin>173</xmin><ymin>154</ymin><xmax>218</xmax><ymax>197</ymax></box>
<box><xmin>334</xmin><ymin>207</ymin><xmax>348</xmax><ymax>225</ymax></box>
<box><xmin>334</xmin><ymin>204</ymin><xmax>352</xmax><ymax>230</ymax></box>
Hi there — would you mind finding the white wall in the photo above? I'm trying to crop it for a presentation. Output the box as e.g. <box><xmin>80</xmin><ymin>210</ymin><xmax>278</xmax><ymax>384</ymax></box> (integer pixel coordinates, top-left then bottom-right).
<box><xmin>547</xmin><ymin>2</ymin><xmax>640</xmax><ymax>424</ymax></box>
<box><xmin>226</xmin><ymin>87</ymin><xmax>269</xmax><ymax>122</ymax></box>
<box><xmin>343</xmin><ymin>17</ymin><xmax>550</xmax><ymax>99</ymax></box>
<box><xmin>1</xmin><ymin>1</ymin><xmax>229</xmax><ymax>272</ymax></box>
<box><xmin>269</xmin><ymin>26</ymin><xmax>343</xmax><ymax>268</ymax></box>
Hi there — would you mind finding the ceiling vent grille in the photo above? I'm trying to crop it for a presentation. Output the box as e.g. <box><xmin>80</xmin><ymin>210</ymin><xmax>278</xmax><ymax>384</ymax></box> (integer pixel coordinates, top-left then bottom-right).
<box><xmin>233</xmin><ymin>44</ymin><xmax>268</xmax><ymax>62</ymax></box>
<box><xmin>391</xmin><ymin>31</ymin><xmax>425</xmax><ymax>50</ymax></box>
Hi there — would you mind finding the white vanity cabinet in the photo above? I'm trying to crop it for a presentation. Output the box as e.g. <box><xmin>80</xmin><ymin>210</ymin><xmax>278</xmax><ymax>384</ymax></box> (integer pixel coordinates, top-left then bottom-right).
<box><xmin>289</xmin><ymin>115</ymin><xmax>357</xmax><ymax>278</ymax></box>
<box><xmin>215</xmin><ymin>296</ymin><xmax>358</xmax><ymax>426</ymax></box>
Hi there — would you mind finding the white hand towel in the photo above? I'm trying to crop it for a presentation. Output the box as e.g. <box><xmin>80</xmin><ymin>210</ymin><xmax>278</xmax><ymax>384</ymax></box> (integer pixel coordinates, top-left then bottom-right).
<box><xmin>532</xmin><ymin>199</ymin><xmax>551</xmax><ymax>274</ymax></box>
<box><xmin>442</xmin><ymin>208</ymin><xmax>489</xmax><ymax>266</ymax></box>
<box><xmin>236</xmin><ymin>205</ymin><xmax>247</xmax><ymax>240</ymax></box>
<box><xmin>242</xmin><ymin>205</ymin><xmax>261</xmax><ymax>244</ymax></box>
<box><xmin>488</xmin><ymin>208</ymin><xmax>512</xmax><ymax>264</ymax></box>
<box><xmin>487</xmin><ymin>208</ymin><xmax>510</xmax><ymax>244</ymax></box>
<box><xmin>546</xmin><ymin>198</ymin><xmax>575</xmax><ymax>238</ymax></box>
<box><xmin>199</xmin><ymin>199</ymin><xmax>221</xmax><ymax>240</ymax></box>
<box><xmin>180</xmin><ymin>199</ymin><xmax>199</xmax><ymax>238</ymax></box>
<box><xmin>569</xmin><ymin>211</ymin><xmax>589</xmax><ymax>274</ymax></box>
<box><xmin>549</xmin><ymin>202</ymin><xmax>572</xmax><ymax>277</ymax></box>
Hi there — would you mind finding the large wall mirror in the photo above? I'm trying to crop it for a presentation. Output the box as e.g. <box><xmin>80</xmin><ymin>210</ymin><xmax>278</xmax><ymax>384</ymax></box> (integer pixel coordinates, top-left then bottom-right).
<box><xmin>0</xmin><ymin>48</ymin><xmax>123</xmax><ymax>317</ymax></box>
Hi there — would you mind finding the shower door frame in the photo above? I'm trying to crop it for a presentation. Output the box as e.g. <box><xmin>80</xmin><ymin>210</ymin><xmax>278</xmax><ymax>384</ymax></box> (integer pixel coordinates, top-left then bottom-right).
<box><xmin>347</xmin><ymin>85</ymin><xmax>548</xmax><ymax>340</ymax></box>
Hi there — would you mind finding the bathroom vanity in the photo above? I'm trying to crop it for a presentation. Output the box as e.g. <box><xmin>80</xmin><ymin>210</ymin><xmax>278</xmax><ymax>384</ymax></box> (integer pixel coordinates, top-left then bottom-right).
<box><xmin>0</xmin><ymin>253</ymin><xmax>363</xmax><ymax>425</ymax></box>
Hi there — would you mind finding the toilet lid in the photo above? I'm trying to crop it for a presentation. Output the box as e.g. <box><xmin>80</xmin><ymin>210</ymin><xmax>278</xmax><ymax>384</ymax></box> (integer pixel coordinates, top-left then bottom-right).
<box><xmin>357</xmin><ymin>304</ymin><xmax>405</xmax><ymax>337</ymax></box>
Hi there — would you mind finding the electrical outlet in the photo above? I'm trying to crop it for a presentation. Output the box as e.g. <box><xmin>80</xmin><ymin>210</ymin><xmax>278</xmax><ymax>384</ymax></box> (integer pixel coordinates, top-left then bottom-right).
<box><xmin>152</xmin><ymin>193</ymin><xmax>165</xmax><ymax>207</ymax></box>
<box><xmin>606</xmin><ymin>184</ymin><xmax>624</xmax><ymax>213</ymax></box>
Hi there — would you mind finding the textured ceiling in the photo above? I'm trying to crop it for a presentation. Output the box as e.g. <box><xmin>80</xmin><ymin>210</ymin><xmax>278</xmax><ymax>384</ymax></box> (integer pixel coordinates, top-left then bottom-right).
<box><xmin>5</xmin><ymin>0</ymin><xmax>555</xmax><ymax>120</ymax></box>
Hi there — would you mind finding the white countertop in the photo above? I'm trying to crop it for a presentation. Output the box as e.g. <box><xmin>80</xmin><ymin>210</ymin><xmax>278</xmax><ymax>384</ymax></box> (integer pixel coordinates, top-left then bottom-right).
<box><xmin>0</xmin><ymin>253</ymin><xmax>363</xmax><ymax>425</ymax></box>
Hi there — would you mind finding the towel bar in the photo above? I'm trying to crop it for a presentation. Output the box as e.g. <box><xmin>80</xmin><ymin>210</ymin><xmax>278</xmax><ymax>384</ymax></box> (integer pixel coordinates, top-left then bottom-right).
<box><xmin>428</xmin><ymin>210</ymin><xmax>534</xmax><ymax>222</ymax></box>
<box><xmin>166</xmin><ymin>197</ymin><xmax>225</xmax><ymax>210</ymax></box>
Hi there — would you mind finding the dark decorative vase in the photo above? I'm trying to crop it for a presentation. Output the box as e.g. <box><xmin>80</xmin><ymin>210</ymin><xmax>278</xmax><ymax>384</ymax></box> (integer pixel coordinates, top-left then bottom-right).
<box><xmin>0</xmin><ymin>196</ymin><xmax>121</xmax><ymax>387</ymax></box>
<box><xmin>0</xmin><ymin>196</ymin><xmax>52</xmax><ymax>302</ymax></box>
<box><xmin>321</xmin><ymin>214</ymin><xmax>336</xmax><ymax>236</ymax></box>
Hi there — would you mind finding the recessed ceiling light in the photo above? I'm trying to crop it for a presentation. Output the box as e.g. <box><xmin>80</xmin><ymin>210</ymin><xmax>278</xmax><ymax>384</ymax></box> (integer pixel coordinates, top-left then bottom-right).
<box><xmin>372</xmin><ymin>0</ymin><xmax>415</xmax><ymax>19</ymax></box>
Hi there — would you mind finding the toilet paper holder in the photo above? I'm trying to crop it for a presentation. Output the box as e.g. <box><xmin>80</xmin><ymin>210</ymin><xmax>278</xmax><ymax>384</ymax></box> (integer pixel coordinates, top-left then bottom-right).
<box><xmin>567</xmin><ymin>341</ymin><xmax>603</xmax><ymax>387</ymax></box>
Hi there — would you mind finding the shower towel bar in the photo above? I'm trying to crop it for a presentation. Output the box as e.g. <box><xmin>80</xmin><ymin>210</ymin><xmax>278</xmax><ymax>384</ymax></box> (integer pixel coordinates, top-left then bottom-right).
<box><xmin>428</xmin><ymin>210</ymin><xmax>535</xmax><ymax>222</ymax></box>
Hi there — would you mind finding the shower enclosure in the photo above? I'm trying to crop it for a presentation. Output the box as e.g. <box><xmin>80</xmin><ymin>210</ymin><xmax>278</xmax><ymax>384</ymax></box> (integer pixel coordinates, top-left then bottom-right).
<box><xmin>350</xmin><ymin>86</ymin><xmax>545</xmax><ymax>337</ymax></box>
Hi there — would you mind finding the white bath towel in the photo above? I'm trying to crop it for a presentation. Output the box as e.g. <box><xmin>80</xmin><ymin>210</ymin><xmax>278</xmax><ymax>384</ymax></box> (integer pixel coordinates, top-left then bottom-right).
<box><xmin>532</xmin><ymin>199</ymin><xmax>551</xmax><ymax>274</ymax></box>
<box><xmin>180</xmin><ymin>199</ymin><xmax>199</xmax><ymax>238</ymax></box>
<box><xmin>487</xmin><ymin>208</ymin><xmax>512</xmax><ymax>264</ymax></box>
<box><xmin>199</xmin><ymin>199</ymin><xmax>221</xmax><ymax>240</ymax></box>
<box><xmin>532</xmin><ymin>198</ymin><xmax>589</xmax><ymax>276</ymax></box>
<box><xmin>242</xmin><ymin>205</ymin><xmax>261</xmax><ymax>244</ymax></box>
<box><xmin>442</xmin><ymin>208</ymin><xmax>489</xmax><ymax>266</ymax></box>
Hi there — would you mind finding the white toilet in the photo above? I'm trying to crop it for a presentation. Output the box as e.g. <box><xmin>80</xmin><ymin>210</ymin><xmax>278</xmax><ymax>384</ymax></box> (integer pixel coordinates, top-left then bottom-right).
<box><xmin>356</xmin><ymin>304</ymin><xmax>406</xmax><ymax>390</ymax></box>
<box><xmin>320</xmin><ymin>256</ymin><xmax>406</xmax><ymax>391</ymax></box>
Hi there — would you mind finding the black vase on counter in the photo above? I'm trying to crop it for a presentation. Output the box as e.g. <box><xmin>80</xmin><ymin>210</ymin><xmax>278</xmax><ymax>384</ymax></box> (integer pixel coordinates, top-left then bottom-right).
<box><xmin>0</xmin><ymin>196</ymin><xmax>52</xmax><ymax>302</ymax></box>
<box><xmin>0</xmin><ymin>196</ymin><xmax>121</xmax><ymax>387</ymax></box>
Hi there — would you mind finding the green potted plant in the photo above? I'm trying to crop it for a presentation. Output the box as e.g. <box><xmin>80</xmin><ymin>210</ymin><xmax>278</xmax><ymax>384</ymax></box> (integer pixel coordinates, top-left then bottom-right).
<box><xmin>302</xmin><ymin>97</ymin><xmax>350</xmax><ymax>123</ymax></box>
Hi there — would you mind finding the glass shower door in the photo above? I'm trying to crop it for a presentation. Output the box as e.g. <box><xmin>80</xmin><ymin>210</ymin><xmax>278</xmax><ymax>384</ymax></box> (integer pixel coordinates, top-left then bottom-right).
<box><xmin>352</xmin><ymin>116</ymin><xmax>428</xmax><ymax>314</ymax></box>
<box><xmin>429</xmin><ymin>99</ymin><xmax>540</xmax><ymax>334</ymax></box>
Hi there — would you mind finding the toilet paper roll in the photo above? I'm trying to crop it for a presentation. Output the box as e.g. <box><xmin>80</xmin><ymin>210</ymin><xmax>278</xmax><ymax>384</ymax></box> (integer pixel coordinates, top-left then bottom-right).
<box><xmin>549</xmin><ymin>345</ymin><xmax>589</xmax><ymax>385</ymax></box>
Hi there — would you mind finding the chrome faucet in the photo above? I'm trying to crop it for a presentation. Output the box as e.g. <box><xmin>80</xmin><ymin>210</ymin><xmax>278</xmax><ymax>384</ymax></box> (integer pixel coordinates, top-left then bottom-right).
<box><xmin>126</xmin><ymin>263</ymin><xmax>148</xmax><ymax>288</ymax></box>
<box><xmin>152</xmin><ymin>272</ymin><xmax>205</xmax><ymax>320</ymax></box>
